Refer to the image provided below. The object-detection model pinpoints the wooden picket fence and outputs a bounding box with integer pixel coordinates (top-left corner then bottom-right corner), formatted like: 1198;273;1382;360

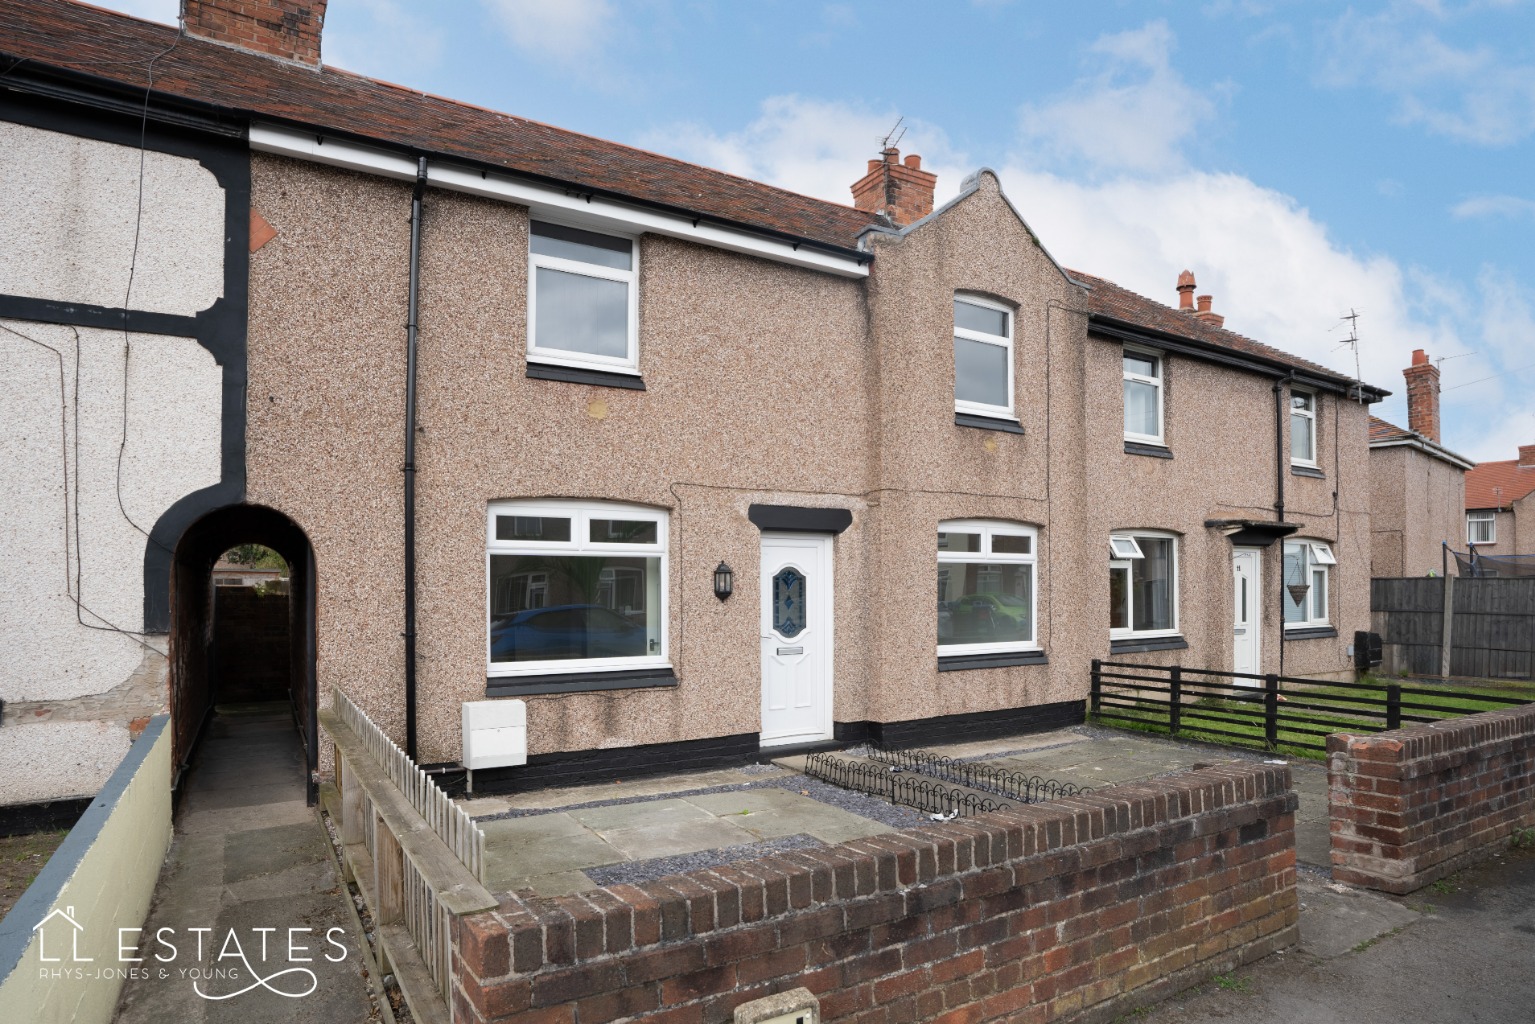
322;688;496;1024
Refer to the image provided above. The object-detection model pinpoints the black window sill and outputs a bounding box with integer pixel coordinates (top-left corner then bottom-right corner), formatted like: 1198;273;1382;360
938;650;1048;672
1290;465;1325;479
1284;626;1338;640
486;667;677;697
956;413;1025;435
1109;635;1189;655
527;363;646;391
1124;441;1173;459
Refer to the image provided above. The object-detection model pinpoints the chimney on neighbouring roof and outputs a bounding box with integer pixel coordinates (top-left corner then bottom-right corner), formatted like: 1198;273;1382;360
181;0;328;66
1519;444;1535;468
851;147;937;228
1403;348;1441;443
1193;293;1224;328
1176;270;1196;310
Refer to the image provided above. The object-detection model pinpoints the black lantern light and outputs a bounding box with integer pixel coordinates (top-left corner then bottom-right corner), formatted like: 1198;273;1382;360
713;561;734;601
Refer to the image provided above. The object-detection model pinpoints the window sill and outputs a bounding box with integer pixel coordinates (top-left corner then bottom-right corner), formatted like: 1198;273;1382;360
527;363;646;391
1283;626;1337;640
486;667;677;697
1290;464;1325;479
1124;441;1173;459
1109;635;1189;654
955;413;1025;435
938;650;1048;671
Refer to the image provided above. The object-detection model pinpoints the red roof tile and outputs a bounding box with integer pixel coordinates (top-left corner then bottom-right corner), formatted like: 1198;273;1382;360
0;0;1388;394
1466;459;1535;510
1071;271;1373;391
1369;416;1412;442
0;0;875;252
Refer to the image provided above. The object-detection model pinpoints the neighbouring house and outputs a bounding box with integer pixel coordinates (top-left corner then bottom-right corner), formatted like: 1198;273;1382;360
1465;443;1535;561
1368;350;1475;577
0;0;1390;813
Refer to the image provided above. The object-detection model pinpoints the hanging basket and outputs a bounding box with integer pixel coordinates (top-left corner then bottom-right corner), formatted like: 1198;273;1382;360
1286;583;1311;605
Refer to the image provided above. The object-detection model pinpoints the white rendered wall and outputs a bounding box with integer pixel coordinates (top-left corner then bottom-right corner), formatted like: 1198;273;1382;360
0;121;225;315
1;321;220;699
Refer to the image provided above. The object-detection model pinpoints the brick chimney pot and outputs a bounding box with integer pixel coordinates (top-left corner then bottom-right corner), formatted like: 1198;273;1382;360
181;0;329;66
1176;270;1196;310
851;146;938;228
1402;350;1442;443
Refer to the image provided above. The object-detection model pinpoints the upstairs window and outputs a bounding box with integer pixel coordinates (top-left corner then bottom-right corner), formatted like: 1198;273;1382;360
1291;390;1317;466
937;521;1037;653
1123;349;1163;445
1283;539;1334;628
1467;511;1495;545
1110;531;1178;637
487;501;667;675
528;221;638;373
953;296;1014;420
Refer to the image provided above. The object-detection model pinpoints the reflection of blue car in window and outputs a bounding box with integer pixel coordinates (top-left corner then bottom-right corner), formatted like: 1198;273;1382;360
945;593;1031;642
490;604;647;661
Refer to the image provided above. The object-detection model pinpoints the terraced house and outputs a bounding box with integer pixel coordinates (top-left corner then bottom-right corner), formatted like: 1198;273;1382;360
0;0;1389;815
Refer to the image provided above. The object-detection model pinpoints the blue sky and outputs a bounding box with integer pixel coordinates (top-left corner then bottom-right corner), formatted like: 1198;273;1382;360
108;0;1535;461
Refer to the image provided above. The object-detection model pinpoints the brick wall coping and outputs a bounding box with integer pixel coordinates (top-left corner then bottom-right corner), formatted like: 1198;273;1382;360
457;761;1295;982
1327;703;1535;768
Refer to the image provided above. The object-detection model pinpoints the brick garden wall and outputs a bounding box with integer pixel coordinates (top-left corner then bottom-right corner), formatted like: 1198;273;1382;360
212;586;290;704
451;763;1298;1024
1329;703;1535;894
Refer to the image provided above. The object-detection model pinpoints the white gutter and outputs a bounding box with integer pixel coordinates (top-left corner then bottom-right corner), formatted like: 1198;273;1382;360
249;123;869;279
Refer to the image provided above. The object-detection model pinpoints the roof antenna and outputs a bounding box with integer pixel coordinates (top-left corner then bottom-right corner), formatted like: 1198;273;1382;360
879;117;907;152
1330;308;1365;403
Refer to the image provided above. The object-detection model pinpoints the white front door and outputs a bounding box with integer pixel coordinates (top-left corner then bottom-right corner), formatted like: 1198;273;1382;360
760;533;833;747
1232;548;1261;684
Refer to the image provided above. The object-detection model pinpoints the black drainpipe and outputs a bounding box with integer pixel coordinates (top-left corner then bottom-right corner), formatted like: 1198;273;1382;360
404;156;426;760
1273;374;1293;678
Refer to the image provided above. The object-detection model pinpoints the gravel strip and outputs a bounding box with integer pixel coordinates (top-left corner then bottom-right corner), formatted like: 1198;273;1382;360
585;834;824;887
474;772;929;829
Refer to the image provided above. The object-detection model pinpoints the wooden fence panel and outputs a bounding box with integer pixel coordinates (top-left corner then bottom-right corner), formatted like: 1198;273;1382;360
1372;577;1535;681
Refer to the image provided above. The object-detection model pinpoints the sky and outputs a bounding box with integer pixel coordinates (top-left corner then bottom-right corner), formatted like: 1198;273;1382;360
103;0;1535;461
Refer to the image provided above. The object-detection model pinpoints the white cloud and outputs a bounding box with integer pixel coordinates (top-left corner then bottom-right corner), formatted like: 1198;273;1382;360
1451;194;1535;220
642;96;967;211
322;0;445;80
481;0;614;64
1017;21;1218;175
1319;8;1535;145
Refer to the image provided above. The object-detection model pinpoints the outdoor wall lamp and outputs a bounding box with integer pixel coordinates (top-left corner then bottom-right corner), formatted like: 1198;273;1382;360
714;562;734;601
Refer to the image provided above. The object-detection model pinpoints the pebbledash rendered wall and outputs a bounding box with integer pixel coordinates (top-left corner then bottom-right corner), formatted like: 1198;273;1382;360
1368;443;1467;579
244;154;1375;774
449;762;1298;1024
1329;704;1535;893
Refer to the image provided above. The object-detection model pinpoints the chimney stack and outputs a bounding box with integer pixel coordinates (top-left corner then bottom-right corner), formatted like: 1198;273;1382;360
1192;293;1224;328
181;1;329;66
1403;348;1441;443
851;148;937;228
1519;444;1535;469
1176;270;1196;310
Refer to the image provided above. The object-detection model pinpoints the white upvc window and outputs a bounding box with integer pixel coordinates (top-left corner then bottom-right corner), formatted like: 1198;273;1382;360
1122;347;1164;445
487;500;668;676
1467;511;1496;545
1290;389;1317;466
1283;539;1333;629
937;520;1038;654
1109;530;1179;638
528;220;639;374
953;295;1014;420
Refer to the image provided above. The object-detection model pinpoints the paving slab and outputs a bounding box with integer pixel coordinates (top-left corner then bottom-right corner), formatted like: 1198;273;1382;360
570;796;715;831
483;831;625;889
599;816;758;860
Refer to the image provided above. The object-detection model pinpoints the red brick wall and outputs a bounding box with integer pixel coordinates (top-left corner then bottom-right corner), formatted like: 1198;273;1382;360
1329;704;1535;893
451;763;1298;1024
182;1;328;65
212;586;291;704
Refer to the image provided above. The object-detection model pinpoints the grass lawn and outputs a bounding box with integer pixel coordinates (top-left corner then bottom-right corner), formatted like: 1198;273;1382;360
1092;674;1535;761
0;830;68;923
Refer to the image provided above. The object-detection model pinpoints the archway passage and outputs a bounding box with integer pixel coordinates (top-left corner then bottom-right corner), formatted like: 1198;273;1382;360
169;504;317;802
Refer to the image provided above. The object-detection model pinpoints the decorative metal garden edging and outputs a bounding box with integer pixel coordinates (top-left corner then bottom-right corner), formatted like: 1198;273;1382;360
858;745;1092;803
805;752;1013;817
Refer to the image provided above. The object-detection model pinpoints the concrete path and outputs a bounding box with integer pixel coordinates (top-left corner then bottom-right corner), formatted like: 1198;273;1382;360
462;726;1334;897
113;705;378;1024
1134;847;1535;1023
